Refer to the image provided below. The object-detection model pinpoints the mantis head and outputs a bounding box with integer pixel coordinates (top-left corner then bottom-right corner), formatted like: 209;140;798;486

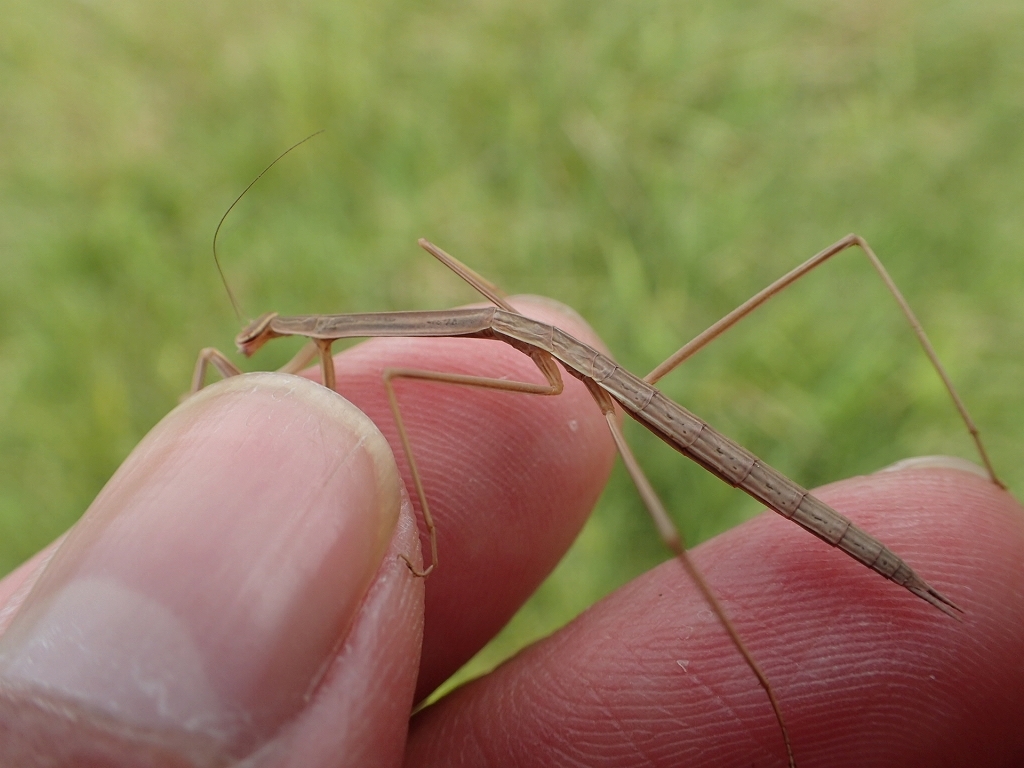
235;313;281;357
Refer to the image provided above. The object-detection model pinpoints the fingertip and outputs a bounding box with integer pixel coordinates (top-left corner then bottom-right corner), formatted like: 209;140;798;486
407;467;1024;766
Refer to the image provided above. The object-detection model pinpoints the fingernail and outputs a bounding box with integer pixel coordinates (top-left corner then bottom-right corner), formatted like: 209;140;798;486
0;373;401;762
876;454;990;479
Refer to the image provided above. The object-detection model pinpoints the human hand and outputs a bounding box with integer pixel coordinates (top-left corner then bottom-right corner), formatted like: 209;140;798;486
0;298;1021;767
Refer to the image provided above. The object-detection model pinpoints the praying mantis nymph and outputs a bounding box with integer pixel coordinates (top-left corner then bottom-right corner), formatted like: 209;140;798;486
193;219;1001;768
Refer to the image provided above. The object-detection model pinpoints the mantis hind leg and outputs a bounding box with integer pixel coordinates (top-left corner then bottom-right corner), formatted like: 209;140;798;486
646;234;1002;487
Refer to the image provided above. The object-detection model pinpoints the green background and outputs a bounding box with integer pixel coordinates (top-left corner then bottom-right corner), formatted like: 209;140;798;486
2;0;1021;686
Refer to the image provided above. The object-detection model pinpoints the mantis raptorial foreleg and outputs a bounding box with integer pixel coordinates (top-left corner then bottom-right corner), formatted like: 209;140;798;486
192;341;318;393
191;348;242;392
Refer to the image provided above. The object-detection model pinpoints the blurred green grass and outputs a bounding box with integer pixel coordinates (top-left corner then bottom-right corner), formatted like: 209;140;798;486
2;0;1022;686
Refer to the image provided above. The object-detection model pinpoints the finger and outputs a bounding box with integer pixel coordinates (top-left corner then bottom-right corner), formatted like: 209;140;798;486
0;374;423;767
304;296;617;699
405;465;1024;767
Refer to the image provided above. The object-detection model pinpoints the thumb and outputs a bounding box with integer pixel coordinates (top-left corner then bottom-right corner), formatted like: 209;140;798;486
0;373;424;767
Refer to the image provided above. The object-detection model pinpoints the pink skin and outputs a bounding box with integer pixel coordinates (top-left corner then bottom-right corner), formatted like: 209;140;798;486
0;297;1021;767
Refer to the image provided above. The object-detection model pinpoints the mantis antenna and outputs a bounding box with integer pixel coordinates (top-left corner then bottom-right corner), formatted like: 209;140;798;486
212;130;326;322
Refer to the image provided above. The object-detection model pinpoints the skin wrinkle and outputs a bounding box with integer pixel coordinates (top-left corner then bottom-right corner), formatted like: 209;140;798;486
0;547;62;636
697;678;768;763
527;691;594;768
522;664;592;761
548;638;689;764
654;634;724;730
